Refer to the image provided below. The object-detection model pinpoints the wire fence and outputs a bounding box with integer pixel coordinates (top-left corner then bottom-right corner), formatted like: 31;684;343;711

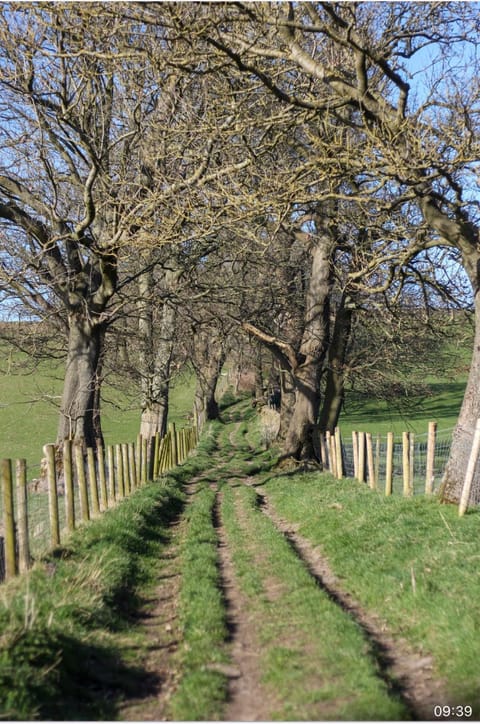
341;431;452;496
0;422;198;583
319;422;455;498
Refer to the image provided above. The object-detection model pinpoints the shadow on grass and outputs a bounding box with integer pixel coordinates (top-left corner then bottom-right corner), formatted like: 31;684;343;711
1;484;188;721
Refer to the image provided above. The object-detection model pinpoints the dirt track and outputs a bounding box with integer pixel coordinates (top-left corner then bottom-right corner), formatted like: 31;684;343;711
118;409;446;721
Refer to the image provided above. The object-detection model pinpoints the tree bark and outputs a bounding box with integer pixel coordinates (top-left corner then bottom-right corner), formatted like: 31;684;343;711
192;331;225;429
440;284;480;504
283;233;333;460
319;294;353;433
57;313;106;448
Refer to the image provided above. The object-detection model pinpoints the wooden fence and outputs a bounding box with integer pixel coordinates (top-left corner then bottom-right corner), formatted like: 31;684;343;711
320;420;480;515
320;421;449;497
0;422;198;583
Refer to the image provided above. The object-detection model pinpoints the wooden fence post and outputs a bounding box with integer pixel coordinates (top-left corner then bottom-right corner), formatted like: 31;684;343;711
136;435;142;486
425;421;437;494
87;448;100;516
121;444;130;496
352;431;359;479
319;432;328;469
402;432;412;497
153;432;161;479
169;423;178;468
385;432;394;496
97;444;108;511
115;444;124;499
75;444;90;522
375;434;381;486
107;445;115;504
1;459;17;579
366;433;376;489
409;433;415;495
128;443;137;491
44;444;60;547
358;432;366;483
141;437;148;483
16;459;30;574
334;427;343;479
459;418;480;516
63;440;75;532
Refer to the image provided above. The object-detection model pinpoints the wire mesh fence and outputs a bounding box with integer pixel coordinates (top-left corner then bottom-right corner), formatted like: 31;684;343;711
339;430;453;496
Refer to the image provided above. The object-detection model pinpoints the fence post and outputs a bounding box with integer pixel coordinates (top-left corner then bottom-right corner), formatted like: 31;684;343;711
169;423;178;468
409;433;415;495
86;448;100;516
334;427;343;479
63;440;75;532
153;432;161;479
107;445;115;504
44;444;60;547
75;443;90;522
115;444;124;499
1;459;17;579
16;459;30;574
128;443;137;491
375;434;381;487
385;432;394;496
319;432;328;469
358;432;366;483
402;432;412;497
141;437;148;483
97;444;108;511
121;444;130;496
352;431;359;479
425;421;437;494
136;435;142;486
366;433;376;489
325;431;335;476
459;418;480;516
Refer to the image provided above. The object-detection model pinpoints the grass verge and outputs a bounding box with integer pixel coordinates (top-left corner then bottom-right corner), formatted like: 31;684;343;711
262;471;480;717
0;427;220;721
220;482;408;721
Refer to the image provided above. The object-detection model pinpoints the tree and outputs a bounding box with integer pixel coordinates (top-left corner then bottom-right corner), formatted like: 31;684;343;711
196;2;480;497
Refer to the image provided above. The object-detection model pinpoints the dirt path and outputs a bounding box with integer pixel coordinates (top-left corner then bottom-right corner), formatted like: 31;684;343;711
213;489;279;722
117;410;447;721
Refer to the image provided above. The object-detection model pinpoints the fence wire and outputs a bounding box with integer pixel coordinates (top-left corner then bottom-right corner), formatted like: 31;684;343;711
340;432;453;496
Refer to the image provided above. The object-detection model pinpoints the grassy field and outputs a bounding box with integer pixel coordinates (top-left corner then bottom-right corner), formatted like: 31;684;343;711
0;348;194;471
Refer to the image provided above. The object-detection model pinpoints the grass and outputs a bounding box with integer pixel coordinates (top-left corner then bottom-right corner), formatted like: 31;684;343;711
218;476;406;717
0;473;187;720
168;480;229;721
0;345;194;471
262;470;480;717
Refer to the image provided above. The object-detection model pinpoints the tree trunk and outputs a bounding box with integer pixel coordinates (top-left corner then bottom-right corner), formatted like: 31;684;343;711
278;368;295;441
138;267;179;440
284;360;323;459
57;313;105;448
441;288;480;504
282;234;333;460
192;332;225;428
319;295;353;433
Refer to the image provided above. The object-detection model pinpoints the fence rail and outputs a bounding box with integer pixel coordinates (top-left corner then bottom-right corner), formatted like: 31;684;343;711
0;422;198;583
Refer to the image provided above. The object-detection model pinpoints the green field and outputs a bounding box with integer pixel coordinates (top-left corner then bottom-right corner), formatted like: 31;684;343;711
0;349;194;471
